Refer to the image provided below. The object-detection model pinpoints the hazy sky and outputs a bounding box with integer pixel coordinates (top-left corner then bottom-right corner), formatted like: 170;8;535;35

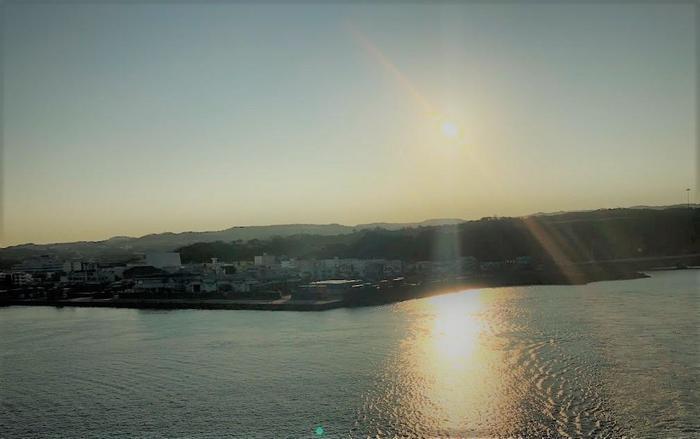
2;3;696;246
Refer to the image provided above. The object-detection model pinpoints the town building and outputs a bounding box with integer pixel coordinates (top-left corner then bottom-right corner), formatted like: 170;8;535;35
254;254;277;267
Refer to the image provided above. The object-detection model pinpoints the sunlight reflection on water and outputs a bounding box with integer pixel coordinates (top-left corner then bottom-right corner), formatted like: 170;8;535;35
357;290;523;437
416;292;490;431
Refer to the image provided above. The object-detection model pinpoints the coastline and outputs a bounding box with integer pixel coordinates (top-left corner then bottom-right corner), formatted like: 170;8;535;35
1;270;650;312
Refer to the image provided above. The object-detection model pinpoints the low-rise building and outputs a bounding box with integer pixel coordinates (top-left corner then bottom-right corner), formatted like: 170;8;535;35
133;272;195;294
11;272;33;286
254;254;277;267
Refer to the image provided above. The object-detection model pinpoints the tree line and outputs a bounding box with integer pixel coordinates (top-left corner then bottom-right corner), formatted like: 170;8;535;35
178;208;700;264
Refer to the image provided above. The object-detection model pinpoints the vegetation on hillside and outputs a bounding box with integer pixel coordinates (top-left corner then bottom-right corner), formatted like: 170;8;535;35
177;208;700;264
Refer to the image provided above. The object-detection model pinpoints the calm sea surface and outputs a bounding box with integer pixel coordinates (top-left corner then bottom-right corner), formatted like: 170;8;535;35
1;270;698;438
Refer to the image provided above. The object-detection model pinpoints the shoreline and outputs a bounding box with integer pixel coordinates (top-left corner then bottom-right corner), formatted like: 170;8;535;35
1;270;651;312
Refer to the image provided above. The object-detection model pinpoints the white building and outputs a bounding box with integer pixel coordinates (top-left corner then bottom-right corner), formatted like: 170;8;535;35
254;254;277;267
63;261;99;272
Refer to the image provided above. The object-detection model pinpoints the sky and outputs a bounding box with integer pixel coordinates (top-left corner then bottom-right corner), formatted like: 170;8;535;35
1;2;697;246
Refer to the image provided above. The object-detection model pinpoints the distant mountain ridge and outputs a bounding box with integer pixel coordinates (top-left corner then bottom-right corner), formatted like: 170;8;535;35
529;203;698;217
0;218;465;261
1;206;696;264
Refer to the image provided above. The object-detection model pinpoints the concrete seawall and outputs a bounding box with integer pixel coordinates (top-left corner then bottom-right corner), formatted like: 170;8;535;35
2;298;345;311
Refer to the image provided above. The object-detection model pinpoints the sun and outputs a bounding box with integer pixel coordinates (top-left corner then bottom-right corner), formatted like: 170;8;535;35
441;121;459;139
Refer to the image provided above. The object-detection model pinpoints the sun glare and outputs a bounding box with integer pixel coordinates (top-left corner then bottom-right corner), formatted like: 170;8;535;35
441;121;460;139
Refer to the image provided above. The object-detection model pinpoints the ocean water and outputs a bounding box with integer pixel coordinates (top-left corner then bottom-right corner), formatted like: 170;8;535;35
1;270;698;438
